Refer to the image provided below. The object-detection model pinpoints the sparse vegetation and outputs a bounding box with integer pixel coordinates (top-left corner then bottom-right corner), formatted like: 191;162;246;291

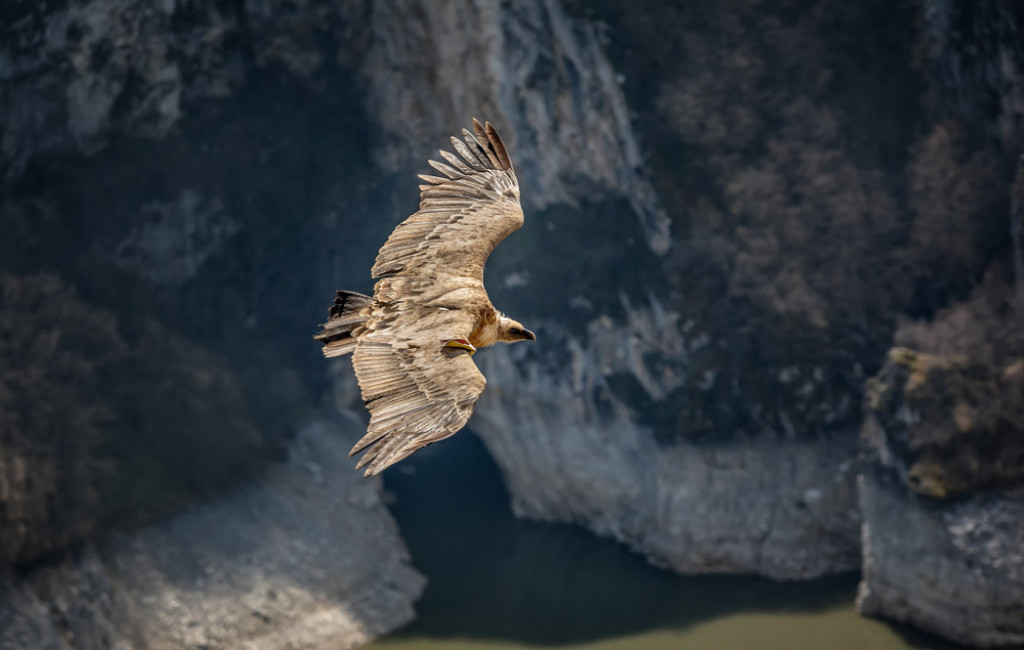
0;273;124;564
571;0;1021;448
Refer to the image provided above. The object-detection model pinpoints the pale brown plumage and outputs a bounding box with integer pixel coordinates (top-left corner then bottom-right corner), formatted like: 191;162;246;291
315;119;535;476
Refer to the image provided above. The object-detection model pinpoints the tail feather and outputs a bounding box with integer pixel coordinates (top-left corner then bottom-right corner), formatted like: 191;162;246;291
314;290;372;357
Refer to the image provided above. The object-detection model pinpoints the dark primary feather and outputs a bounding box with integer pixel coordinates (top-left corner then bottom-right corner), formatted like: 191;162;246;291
314;290;372;358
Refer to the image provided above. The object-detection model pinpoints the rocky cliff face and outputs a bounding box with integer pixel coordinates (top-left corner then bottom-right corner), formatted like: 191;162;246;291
1;0;373;565
1;0;674;568
355;0;669;254
856;273;1024;646
473;303;862;580
471;0;1024;643
3;0;1024;647
1;1;427;645
0;418;424;650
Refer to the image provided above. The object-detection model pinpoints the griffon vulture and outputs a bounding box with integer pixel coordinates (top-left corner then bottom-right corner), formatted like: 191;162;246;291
315;119;535;476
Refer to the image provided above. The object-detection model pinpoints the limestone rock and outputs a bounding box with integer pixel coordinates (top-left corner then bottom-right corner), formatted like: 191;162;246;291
472;304;861;580
356;0;670;254
858;344;1024;647
857;469;1024;647
0;419;425;650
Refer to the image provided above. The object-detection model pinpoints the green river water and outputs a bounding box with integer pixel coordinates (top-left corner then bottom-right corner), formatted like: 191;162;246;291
366;434;961;650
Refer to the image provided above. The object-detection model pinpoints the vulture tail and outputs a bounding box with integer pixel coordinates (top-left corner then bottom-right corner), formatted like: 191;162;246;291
314;290;372;357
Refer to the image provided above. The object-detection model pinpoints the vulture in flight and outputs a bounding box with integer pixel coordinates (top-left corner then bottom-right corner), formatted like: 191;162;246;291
315;119;535;476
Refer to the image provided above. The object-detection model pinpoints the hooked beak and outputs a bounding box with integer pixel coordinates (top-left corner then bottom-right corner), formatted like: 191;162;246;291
523;329;536;341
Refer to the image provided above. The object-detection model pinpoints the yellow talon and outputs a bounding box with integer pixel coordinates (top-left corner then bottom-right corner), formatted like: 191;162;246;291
444;339;477;355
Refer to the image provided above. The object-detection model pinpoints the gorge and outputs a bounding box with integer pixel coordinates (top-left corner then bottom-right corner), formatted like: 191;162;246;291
1;0;1023;647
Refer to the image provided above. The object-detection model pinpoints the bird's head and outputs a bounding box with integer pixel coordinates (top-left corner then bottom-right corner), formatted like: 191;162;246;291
498;316;536;343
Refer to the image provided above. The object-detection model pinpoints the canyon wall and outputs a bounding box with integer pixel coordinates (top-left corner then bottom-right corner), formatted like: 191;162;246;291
473;305;862;580
2;0;1023;647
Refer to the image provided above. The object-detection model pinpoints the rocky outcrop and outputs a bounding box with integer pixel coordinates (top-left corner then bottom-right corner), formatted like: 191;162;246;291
863;348;1024;498
857;344;1024;647
472;301;862;580
0;418;425;650
857;469;1024;648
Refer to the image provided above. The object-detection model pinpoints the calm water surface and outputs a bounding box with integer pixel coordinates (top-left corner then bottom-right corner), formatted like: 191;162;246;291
367;434;961;650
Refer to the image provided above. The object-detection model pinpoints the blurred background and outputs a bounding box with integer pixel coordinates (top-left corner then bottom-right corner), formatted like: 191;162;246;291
1;0;1022;649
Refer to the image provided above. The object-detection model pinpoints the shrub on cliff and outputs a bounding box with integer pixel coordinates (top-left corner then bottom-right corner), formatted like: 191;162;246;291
0;273;125;564
864;345;1024;499
0;272;306;565
99;320;302;526
905;123;1004;310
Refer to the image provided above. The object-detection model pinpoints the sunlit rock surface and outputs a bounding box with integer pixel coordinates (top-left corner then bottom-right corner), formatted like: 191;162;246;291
473;303;862;580
0;419;424;650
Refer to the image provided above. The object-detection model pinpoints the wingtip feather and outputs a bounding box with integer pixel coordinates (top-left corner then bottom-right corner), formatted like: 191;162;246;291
484;121;513;170
471;120;502;168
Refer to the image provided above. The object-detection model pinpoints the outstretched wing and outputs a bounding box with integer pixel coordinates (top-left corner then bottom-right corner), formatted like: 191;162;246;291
371;119;523;282
349;306;486;476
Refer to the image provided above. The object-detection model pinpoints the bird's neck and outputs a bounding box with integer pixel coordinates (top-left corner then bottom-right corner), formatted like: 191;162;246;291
469;309;502;348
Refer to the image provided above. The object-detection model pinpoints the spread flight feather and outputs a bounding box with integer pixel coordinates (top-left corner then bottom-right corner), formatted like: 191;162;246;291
315;119;535;476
